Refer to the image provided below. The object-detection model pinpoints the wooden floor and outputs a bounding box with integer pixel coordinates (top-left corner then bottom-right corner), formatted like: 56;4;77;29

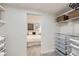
41;51;58;56
27;45;41;56
27;45;58;56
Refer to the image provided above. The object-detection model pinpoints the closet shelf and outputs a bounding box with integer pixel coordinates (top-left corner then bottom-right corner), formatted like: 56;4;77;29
70;39;79;43
57;20;69;23
0;36;5;41
56;36;66;40
0;5;5;11
57;16;79;23
71;44;79;50
56;8;79;23
0;20;6;27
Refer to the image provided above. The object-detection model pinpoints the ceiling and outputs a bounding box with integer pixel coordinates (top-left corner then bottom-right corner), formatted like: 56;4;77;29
5;3;71;15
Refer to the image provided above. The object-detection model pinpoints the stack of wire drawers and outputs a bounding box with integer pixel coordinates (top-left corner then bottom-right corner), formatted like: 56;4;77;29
55;33;71;56
0;35;6;56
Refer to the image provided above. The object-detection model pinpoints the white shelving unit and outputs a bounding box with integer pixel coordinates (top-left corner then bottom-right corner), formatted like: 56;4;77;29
55;33;71;56
0;5;6;56
70;38;79;46
69;35;79;56
56;6;79;56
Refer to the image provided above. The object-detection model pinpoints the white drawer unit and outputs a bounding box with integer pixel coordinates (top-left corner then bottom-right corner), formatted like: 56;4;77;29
56;37;66;44
0;36;6;56
56;42;66;49
56;45;66;54
56;33;71;56
55;49;65;56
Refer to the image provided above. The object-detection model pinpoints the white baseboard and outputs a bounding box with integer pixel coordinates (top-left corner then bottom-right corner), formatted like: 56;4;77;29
41;49;55;55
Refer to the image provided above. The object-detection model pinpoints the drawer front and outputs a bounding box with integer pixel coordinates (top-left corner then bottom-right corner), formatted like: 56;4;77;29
56;42;66;49
56;37;66;43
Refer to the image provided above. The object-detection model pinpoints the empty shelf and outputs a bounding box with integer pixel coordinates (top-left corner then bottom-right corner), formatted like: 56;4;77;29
70;39;79;43
71;44;79;50
70;39;79;46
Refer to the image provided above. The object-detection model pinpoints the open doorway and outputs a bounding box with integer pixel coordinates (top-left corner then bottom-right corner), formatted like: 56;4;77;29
27;13;42;56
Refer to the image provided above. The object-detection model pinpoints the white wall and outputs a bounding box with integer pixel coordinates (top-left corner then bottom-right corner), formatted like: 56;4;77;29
27;14;41;23
3;7;27;56
3;6;58;55
27;12;58;54
74;20;79;34
41;14;57;54
59;21;73;34
58;20;79;35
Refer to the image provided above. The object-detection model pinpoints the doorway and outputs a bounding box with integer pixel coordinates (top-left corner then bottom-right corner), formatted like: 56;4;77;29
27;13;42;56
